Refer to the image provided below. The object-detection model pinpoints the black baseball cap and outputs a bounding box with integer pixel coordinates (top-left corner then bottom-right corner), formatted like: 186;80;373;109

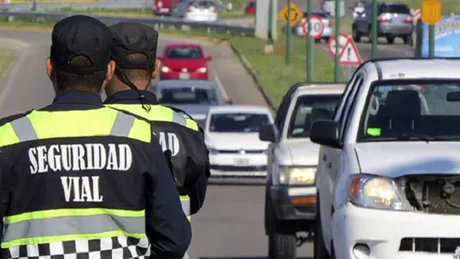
50;15;112;74
109;22;159;70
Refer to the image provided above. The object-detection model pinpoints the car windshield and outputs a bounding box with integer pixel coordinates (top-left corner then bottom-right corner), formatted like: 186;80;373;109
166;47;203;59
380;4;410;14
288;94;341;138
360;81;460;142
209;113;270;133
159;87;217;104
188;0;215;8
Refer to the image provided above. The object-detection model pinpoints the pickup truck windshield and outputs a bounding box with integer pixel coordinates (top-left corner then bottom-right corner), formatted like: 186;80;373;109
288;94;341;138
360;81;460;142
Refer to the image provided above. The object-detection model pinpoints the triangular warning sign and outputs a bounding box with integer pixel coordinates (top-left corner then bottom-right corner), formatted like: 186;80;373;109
339;38;363;66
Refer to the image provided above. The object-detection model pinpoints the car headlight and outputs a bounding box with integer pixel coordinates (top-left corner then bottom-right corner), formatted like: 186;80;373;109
348;174;412;211
161;66;171;73
279;166;316;185
197;67;207;73
207;147;219;155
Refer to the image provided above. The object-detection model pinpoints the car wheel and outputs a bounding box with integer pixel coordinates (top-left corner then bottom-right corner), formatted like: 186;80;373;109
314;195;331;259
314;38;321;43
266;194;297;259
323;37;330;43
386;36;395;44
268;232;297;259
352;25;361;42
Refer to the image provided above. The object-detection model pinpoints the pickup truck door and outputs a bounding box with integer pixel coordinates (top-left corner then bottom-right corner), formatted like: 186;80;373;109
319;72;366;244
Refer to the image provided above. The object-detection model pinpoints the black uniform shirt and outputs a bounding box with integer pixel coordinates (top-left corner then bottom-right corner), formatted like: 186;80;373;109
105;90;210;215
0;90;191;258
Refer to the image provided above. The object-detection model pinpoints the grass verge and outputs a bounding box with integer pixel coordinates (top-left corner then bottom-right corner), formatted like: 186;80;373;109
0;19;344;108
0;48;17;78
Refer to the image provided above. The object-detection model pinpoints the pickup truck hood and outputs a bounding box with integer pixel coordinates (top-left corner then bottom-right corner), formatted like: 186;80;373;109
355;142;460;178
278;139;320;166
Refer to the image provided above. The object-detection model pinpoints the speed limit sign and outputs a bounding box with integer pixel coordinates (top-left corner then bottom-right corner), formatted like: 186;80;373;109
301;15;325;39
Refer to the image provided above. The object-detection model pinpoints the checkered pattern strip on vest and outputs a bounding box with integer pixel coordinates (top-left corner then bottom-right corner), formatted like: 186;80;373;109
1;236;150;259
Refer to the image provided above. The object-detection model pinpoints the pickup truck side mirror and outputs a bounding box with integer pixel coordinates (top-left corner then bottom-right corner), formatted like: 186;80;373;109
259;124;279;143
310;120;342;149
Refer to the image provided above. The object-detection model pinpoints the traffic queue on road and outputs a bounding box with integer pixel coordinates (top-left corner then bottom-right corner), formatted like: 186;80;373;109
256;57;460;259
154;41;274;180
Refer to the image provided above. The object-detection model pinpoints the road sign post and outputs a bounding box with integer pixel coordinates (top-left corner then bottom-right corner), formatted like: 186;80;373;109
334;0;340;82
307;0;312;83
278;1;302;68
422;0;442;57
371;0;377;59
303;14;324;83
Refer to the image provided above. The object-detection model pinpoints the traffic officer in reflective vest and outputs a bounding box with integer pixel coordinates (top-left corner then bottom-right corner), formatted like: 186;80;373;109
0;15;191;259
104;22;211;257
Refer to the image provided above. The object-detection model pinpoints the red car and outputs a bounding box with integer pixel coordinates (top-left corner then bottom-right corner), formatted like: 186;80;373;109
159;43;212;80
153;0;180;16
245;0;256;15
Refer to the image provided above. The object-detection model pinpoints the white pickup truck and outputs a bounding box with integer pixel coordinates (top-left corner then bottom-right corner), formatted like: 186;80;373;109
259;83;345;259
310;58;460;259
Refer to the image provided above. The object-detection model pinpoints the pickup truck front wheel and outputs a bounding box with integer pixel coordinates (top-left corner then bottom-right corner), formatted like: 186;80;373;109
266;194;297;259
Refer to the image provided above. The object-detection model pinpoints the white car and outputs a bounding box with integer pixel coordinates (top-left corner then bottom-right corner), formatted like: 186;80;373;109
173;0;218;22
310;58;460;259
204;105;274;178
259;83;345;259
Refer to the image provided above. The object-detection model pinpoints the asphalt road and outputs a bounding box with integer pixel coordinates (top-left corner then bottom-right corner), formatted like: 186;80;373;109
0;29;312;259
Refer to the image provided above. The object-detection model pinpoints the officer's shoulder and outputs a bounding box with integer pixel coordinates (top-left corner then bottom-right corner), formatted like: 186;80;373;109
0;110;34;128
157;105;200;131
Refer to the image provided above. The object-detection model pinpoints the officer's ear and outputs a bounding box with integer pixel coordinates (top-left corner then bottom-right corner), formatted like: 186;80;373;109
105;60;116;81
151;58;161;80
46;57;54;80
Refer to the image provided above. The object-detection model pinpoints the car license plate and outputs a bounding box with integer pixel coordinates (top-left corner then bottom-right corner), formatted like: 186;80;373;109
179;73;190;80
234;158;249;166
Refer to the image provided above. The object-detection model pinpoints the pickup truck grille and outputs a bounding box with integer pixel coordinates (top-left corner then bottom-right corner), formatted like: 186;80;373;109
398;175;460;215
399;237;460;254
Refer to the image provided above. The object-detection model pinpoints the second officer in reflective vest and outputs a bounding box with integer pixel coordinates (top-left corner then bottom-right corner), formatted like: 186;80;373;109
0;15;190;259
104;22;211;227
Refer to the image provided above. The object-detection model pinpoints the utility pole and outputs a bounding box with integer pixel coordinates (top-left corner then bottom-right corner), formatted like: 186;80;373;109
371;0;378;59
306;0;312;82
265;0;275;54
333;0;340;82
285;0;292;66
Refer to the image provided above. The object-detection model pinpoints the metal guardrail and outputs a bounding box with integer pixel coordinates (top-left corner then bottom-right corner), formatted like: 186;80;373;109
0;11;255;36
0;1;153;11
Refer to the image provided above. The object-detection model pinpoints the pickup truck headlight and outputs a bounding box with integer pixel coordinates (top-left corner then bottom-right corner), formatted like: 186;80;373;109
197;67;207;73
348;174;412;211
161;66;171;73
279;166;316;185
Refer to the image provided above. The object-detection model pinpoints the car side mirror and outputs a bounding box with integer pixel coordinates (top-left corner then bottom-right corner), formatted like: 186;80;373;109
259;124;279;143
206;56;213;61
310;120;342;149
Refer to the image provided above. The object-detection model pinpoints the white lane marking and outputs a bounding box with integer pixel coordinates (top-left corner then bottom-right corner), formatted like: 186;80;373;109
213;71;229;102
0;39;31;106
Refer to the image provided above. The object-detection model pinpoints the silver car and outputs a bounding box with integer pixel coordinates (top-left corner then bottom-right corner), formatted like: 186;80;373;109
352;2;413;45
282;10;332;43
154;80;229;126
172;0;218;22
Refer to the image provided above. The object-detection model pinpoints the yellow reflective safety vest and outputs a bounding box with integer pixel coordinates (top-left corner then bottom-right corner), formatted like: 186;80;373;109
0;108;163;257
106;103;207;222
